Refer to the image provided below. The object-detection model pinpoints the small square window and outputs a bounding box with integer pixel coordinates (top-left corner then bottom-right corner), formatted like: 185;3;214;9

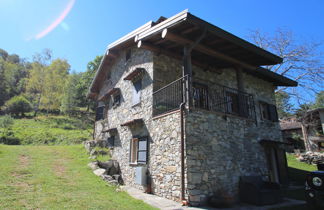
113;94;121;107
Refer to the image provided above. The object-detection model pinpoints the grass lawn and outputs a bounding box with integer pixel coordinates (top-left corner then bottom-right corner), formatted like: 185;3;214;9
0;144;156;210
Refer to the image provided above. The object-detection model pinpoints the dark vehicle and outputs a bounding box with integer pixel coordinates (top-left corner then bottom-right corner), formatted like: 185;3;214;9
305;164;324;208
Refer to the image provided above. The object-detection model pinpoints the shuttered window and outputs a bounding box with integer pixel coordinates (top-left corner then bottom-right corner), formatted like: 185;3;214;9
259;101;278;122
132;79;142;105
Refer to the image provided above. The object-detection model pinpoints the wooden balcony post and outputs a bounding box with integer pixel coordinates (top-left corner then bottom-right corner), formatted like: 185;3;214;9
183;45;192;106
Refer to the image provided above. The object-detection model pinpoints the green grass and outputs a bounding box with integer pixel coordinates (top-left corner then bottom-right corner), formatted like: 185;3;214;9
0;115;93;145
0;144;155;210
286;153;317;185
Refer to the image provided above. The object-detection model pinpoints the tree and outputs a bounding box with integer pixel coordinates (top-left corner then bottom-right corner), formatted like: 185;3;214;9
26;49;52;116
312;91;324;109
0;48;8;60
61;73;82;113
275;91;293;119
3;95;32;117
77;55;102;110
249;28;324;104
41;59;69;111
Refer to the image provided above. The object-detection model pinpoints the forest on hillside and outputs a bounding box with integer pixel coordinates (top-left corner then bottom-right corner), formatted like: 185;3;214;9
0;48;102;116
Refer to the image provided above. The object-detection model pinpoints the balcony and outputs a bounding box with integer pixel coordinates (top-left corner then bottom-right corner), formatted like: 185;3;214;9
153;76;256;120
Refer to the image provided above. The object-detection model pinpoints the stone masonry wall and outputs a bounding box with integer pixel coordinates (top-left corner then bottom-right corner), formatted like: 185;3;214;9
94;48;283;205
186;66;283;204
94;48;183;201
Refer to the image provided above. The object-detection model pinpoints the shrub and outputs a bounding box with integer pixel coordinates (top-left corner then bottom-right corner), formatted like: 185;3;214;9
0;115;14;130
3;96;32;117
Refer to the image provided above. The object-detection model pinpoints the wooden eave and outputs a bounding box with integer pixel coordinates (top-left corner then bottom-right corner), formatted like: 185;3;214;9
121;118;143;127
123;68;144;81
88;10;297;100
98;88;120;101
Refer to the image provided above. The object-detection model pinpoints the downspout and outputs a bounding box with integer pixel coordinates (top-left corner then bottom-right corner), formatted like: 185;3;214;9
180;102;187;204
180;28;207;205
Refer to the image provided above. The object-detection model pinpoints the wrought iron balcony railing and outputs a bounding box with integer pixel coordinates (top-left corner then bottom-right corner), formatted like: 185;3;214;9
152;76;256;121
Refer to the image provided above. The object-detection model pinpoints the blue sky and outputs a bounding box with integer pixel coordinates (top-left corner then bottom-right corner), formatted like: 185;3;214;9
0;0;323;72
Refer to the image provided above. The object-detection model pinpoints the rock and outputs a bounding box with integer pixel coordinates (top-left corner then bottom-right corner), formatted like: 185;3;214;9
93;168;106;176
84;140;97;153
98;160;120;175
165;166;176;172
88;161;99;170
101;175;114;182
112;174;122;183
107;180;119;186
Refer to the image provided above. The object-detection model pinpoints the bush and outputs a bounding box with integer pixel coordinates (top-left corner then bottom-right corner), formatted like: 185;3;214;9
3;96;32;117
0;115;14;129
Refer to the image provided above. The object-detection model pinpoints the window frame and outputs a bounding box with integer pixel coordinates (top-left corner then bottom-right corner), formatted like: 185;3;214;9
112;93;121;108
259;101;278;122
129;136;148;165
132;79;142;106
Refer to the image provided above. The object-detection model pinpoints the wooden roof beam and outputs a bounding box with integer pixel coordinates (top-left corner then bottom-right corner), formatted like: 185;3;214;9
137;40;222;73
161;30;257;70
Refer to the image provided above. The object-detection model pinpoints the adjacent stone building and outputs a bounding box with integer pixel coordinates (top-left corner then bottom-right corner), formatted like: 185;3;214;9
88;10;297;206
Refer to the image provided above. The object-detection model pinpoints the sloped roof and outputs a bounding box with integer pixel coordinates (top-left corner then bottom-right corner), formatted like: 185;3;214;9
280;121;302;130
88;10;297;99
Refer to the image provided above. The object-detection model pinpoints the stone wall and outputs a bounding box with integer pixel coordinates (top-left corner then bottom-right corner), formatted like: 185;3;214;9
186;66;283;204
94;48;183;201
93;48;284;205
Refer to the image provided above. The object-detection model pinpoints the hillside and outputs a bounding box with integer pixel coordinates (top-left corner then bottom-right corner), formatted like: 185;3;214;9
0;114;93;145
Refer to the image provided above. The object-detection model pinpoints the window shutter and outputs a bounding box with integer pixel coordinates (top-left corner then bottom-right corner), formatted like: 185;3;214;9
268;104;278;122
132;79;142;105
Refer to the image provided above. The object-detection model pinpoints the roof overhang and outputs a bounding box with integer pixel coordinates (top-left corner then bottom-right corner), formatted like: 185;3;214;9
88;9;297;99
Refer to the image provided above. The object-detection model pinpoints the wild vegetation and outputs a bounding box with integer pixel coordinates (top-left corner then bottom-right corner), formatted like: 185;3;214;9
0;48;103;145
0;144;155;210
0;114;93;145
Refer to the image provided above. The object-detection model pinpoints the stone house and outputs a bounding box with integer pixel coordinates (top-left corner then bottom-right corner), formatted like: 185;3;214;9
300;108;324;152
280;118;304;152
88;10;297;206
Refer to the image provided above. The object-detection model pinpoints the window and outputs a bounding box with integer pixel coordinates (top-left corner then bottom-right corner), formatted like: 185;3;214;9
107;136;115;148
130;137;148;164
132;79;142;106
96;106;105;121
193;83;209;110
126;49;131;62
225;91;239;114
259;101;278;122
112;94;121;107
